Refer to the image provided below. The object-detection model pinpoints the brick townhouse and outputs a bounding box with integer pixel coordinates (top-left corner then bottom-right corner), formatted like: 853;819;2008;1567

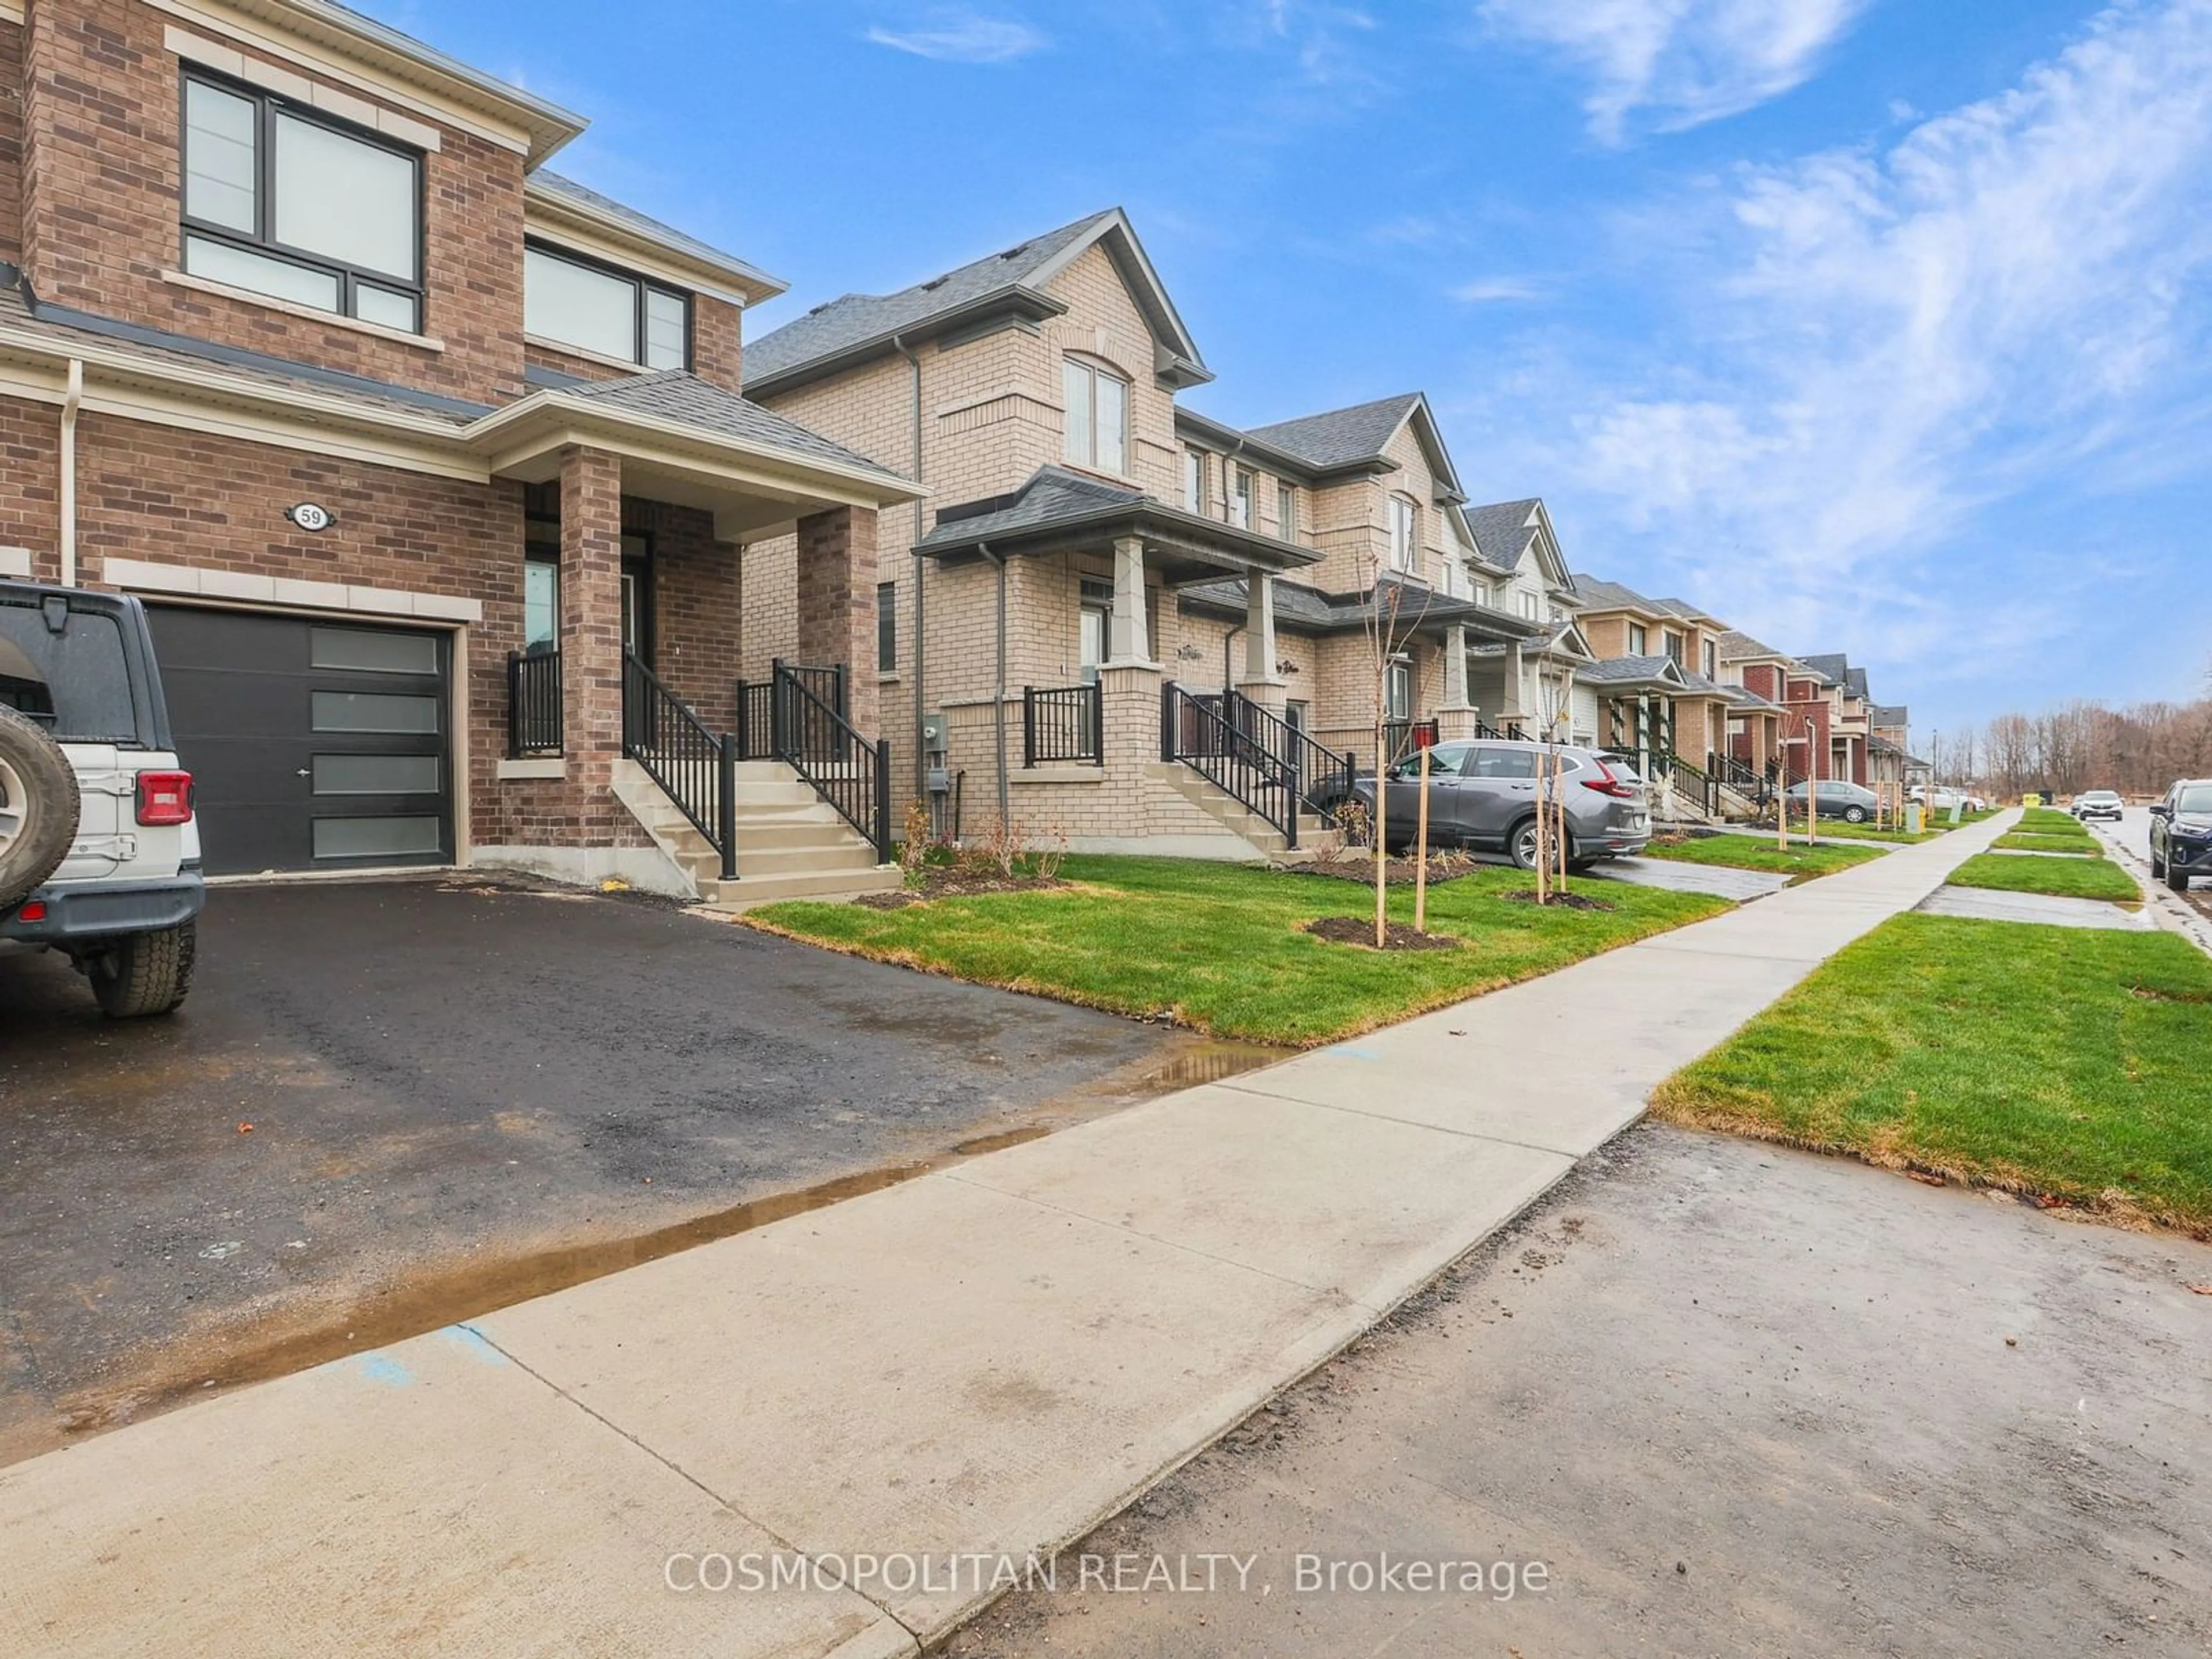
0;0;922;902
741;209;1552;855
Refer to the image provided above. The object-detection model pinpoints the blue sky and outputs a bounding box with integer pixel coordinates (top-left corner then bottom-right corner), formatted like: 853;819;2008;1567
360;0;2212;739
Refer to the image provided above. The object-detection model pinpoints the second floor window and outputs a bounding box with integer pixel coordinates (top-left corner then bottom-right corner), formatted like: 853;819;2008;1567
183;73;422;332
1628;622;1647;654
1662;629;1684;664
1183;449;1206;511
1703;639;1717;680
1063;358;1128;474
1278;482;1297;540
525;245;689;370
1227;465;1252;529
1387;496;1418;574
1519;589;1540;620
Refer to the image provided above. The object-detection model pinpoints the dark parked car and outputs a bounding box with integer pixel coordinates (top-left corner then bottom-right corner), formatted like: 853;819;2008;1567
2149;780;2212;892
1351;738;1650;869
1781;778;1881;824
2072;789;2124;821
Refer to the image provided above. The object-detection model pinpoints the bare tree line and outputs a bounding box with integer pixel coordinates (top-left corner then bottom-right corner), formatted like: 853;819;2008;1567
1931;686;2212;799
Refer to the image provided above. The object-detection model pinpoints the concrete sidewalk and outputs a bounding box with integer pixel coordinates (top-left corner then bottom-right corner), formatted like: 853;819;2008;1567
0;813;2017;1659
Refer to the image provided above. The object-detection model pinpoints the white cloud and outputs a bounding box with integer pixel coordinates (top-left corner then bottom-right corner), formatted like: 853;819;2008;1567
1479;0;1866;141
865;10;1047;63
1484;0;2212;683
1450;275;1548;302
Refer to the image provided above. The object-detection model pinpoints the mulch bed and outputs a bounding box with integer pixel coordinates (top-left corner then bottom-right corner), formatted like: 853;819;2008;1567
1289;852;1479;886
857;867;1066;908
1302;915;1462;950
1501;889;1618;911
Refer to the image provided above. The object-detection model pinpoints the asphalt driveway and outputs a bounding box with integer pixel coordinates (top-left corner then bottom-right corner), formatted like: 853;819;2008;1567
0;875;1234;1467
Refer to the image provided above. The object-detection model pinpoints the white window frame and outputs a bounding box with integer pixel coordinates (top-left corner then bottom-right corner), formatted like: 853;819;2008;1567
1183;449;1206;512
1277;481;1297;541
1627;622;1647;654
1387;495;1419;574
1062;357;1130;475
1226;464;1252;530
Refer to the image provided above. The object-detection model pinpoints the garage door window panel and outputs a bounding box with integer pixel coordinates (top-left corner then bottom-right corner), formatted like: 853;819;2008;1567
312;691;439;734
312;815;442;861
312;753;441;796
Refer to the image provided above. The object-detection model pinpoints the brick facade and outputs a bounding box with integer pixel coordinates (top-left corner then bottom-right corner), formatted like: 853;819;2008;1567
19;0;532;404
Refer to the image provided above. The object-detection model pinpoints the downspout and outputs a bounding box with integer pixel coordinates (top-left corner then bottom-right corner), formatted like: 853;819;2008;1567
981;543;1009;830
60;359;82;586
1222;616;1244;695
893;335;927;801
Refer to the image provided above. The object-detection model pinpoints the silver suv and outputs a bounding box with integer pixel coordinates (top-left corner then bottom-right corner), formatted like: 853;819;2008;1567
1;581;203;1017
1353;738;1652;868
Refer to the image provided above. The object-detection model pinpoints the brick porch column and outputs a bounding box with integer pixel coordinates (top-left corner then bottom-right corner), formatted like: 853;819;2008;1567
796;505;880;735
560;445;624;807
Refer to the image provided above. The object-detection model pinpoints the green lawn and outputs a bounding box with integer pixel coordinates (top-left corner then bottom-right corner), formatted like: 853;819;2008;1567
1653;914;2212;1235
743;856;1730;1047
2020;807;2088;834
1993;832;2103;856
1775;817;1944;843
1945;851;2141;903
1637;835;1885;882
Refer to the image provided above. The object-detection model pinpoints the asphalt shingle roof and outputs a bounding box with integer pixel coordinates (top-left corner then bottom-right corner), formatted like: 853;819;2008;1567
1870;703;1910;726
563;371;914;482
1577;654;1683;685
914;466;1143;548
1569;574;1655;612
1715;628;1787;661
1245;393;1425;472
744;211;1116;388
1464;499;1542;570
528;171;781;294
1798;653;1851;683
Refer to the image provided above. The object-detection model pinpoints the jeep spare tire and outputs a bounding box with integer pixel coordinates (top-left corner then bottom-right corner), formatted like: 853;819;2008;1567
0;703;78;910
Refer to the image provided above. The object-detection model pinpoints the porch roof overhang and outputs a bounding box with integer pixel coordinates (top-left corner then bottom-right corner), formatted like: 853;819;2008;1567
1179;575;1547;645
1575;654;1696;696
914;466;1320;582
0;291;923;536
465;376;925;540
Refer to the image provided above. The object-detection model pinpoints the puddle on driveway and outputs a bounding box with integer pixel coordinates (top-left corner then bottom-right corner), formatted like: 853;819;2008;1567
32;1031;1282;1457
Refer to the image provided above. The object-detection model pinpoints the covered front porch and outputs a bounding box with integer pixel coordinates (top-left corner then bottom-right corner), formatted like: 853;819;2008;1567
464;376;922;892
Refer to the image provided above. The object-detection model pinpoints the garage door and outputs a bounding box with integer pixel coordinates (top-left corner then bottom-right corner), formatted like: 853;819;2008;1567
146;607;453;877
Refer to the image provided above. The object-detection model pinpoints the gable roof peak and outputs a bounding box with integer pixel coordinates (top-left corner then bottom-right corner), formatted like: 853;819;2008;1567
744;206;1205;397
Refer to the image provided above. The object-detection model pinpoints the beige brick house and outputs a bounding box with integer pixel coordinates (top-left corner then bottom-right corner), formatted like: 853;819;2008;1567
0;0;921;901
743;213;1547;854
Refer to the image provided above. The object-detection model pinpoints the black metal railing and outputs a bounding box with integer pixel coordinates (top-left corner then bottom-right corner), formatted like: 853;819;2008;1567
1653;752;1719;818
622;653;736;881
1474;717;1529;741
1160;683;1358;849
507;649;562;756
735;662;848;764
1709;751;1772;806
753;658;892;863
1022;683;1103;767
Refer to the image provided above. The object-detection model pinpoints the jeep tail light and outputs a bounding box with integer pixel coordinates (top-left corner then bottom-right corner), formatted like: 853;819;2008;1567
16;901;46;923
1581;760;1639;799
137;770;194;827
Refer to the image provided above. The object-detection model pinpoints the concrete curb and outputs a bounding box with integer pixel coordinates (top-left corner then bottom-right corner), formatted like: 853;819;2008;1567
2089;817;2212;957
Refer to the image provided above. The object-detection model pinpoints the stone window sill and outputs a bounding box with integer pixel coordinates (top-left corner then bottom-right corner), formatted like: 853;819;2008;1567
497;757;566;781
162;270;446;353
1014;766;1105;785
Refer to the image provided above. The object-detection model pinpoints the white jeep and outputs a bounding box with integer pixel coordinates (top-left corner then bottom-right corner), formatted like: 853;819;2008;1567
1;580;203;1017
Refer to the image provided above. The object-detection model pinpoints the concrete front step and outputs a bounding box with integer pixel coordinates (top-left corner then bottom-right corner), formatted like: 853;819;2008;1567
1146;762;1291;855
696;863;904;911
